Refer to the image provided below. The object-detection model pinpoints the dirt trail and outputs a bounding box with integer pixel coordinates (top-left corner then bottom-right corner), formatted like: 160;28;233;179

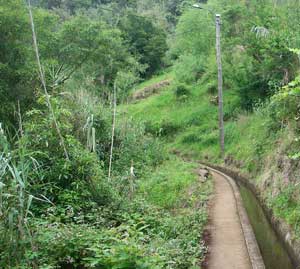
206;171;252;269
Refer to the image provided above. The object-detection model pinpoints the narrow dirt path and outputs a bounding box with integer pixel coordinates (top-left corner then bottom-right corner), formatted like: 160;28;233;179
206;171;252;269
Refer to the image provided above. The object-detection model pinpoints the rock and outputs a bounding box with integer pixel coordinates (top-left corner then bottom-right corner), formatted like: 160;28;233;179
198;168;210;181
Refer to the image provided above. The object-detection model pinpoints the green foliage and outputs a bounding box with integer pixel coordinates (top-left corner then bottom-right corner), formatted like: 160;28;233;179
2;155;210;269
119;13;168;77
172;0;300;109
124;74;219;154
16;96;116;215
139;158;198;208
174;83;191;101
268;184;300;238
113;119;164;178
37;0;95;13
0;148;36;267
0;1;215;268
220;0;299;108
160;120;182;137
0;0;145;130
21;201;208;269
266;74;300;171
170;8;214;83
0;0;57;127
269;75;300;126
126;65;300;247
181;133;201;144
17;222;162;268
1;72;212;268
56;15;143;96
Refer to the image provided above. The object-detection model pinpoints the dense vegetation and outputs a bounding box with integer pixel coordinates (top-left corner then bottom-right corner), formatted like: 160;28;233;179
125;0;300;245
2;0;300;268
0;0;211;268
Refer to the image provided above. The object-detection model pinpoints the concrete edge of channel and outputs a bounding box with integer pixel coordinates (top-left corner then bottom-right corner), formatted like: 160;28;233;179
202;163;266;269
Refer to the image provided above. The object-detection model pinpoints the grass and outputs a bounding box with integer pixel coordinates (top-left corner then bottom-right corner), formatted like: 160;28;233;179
129;72;174;96
139;156;198;209
123;72;280;174
0;152;36;267
136;155;212;268
124;79;216;266
124;83;217;139
123;71;300;239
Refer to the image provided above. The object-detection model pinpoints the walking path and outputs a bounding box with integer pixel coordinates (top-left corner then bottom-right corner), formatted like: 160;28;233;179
206;170;253;269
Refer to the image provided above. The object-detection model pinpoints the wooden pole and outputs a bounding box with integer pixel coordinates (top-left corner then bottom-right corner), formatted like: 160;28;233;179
215;14;225;158
108;82;117;180
129;160;135;199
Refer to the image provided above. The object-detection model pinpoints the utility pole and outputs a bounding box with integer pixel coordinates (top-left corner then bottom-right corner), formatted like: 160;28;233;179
215;14;225;158
192;4;225;158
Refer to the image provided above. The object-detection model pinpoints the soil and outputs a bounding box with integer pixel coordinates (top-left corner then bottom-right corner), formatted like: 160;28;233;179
131;79;171;101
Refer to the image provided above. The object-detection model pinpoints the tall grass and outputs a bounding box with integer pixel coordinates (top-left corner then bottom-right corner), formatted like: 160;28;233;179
0;134;39;267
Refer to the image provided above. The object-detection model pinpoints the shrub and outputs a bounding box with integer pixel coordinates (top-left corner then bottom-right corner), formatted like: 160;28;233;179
268;76;300;126
144;121;160;136
17;222;162;269
19;96;116;214
112;119;165;179
160;120;181;136
174;84;191;101
181;134;201;144
206;81;217;94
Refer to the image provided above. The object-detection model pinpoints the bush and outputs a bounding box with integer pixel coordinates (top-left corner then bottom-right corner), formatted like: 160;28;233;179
174;84;191;101
206;81;217;94
144;121;160;136
181;134;201;144
160;120;181;136
18;222;162;269
173;54;206;83
113;119;165;179
0;143;38;267
19;96;116;214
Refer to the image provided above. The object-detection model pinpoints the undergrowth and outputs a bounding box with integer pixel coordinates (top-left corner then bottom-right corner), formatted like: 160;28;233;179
0;88;211;268
124;71;300;241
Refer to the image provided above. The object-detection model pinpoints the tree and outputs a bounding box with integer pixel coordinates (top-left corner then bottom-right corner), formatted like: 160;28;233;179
119;13;168;77
0;0;58;128
172;0;300;108
170;8;215;83
220;0;299;108
53;15;143;99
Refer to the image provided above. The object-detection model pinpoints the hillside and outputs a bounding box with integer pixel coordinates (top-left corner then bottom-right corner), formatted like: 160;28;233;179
123;71;300;251
2;0;300;268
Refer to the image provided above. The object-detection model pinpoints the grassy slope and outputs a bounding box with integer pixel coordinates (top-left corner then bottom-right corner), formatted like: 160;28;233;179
119;73;216;267
124;74;276;172
140;157;199;208
131;72;173;93
122;72;300;239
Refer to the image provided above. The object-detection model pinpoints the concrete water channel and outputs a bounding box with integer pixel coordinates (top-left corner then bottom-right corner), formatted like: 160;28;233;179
205;164;296;269
239;184;294;269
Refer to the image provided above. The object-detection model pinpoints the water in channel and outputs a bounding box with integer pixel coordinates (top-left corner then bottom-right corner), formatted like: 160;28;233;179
239;184;295;269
